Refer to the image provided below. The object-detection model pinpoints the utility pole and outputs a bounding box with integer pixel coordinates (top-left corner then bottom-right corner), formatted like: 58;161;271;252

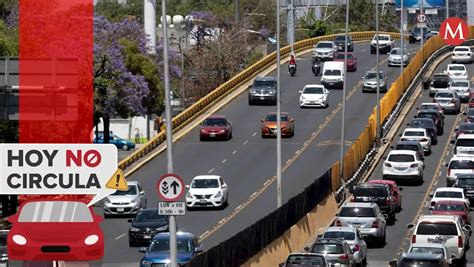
144;0;156;141
446;0;449;19
339;0;349;181
375;0;381;145
420;0;424;58
287;0;295;54
400;0;405;86
276;0;282;208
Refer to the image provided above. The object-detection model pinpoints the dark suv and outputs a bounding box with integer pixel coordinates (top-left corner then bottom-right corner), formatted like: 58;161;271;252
408;118;438;144
334;35;354;52
416;110;444;135
390;252;448;267
248;76;277;105
351;183;397;224
454;174;474;204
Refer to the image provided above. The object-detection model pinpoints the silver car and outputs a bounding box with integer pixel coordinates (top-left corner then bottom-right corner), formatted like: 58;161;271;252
429;73;452;97
307;238;356;267
449;79;471;102
104;181;147;217
335;202;387;246
434;90;461;114
313;41;337;61
322;227;367;265
388;47;410;67
362;71;387;93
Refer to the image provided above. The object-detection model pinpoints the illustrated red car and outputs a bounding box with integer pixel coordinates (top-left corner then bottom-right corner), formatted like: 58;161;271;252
199;115;233;141
334;52;357;72
368;180;402;212
431;200;471;225
8;199;104;261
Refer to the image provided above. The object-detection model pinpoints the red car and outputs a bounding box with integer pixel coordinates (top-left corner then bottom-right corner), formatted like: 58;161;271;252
199;115;233;141
8;199;104;261
368;180;402;212
431;200;471;225
334;52;357;72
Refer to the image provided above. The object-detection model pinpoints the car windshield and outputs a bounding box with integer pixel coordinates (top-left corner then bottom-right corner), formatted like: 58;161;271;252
365;72;384;79
311;243;344;254
111;185;138;195
266;114;288;121
449;66;465;71
203;118;227;126
286;255;326;266
449;160;474;169
409;247;445;255
304;87;324;94
354;187;387;197
134;210;167;223
411;120;434;128
254;80;275;87
432;77;450;88
391;49;401;55
18;201;93;222
335;54;353;60
323;231;355;241
335;35;349;41
436;92;454;98
339;207;375;217
458;178;474;186
412;27;421;33
404;131;425;136
459;124;474;131
149;238;192;253
395;144;419;151
435;191;462;198
400;259;442;267
456;139;474;146
191;179;219;188
388;154;415;162
324;70;341;76
317;42;333;48
374;35;389;40
452;81;469;87
434;203;465;212
416;223;458;235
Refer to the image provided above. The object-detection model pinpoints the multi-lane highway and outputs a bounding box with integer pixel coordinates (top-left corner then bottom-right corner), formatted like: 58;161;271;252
362;50;474;266
97;41;420;265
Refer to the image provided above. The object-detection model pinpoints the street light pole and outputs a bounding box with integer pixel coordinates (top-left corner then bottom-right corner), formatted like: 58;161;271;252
180;24;185;109
400;0;405;77
340;0;350;180
276;0;282;208
375;0;381;145
160;2;177;267
420;0;424;58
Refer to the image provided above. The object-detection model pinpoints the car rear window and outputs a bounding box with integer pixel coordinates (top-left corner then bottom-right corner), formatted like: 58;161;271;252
435;191;463;198
455;139;474;146
324;69;342;76
416;223;458;235
388;154;415;162
418;113;437;121
409;247;445;255
404;131;425;136
436;92;454;98
286;255;326;266
395;144;419;152
354;187;387;197
449;65;465;71
411;120;434;128
323;231;356;241
459;124;474;131
339;207;375;217
400;258;442;267
311;243;344;254
449;160;474;169
254;80;276;87
455;47;469;52
458;178;474;186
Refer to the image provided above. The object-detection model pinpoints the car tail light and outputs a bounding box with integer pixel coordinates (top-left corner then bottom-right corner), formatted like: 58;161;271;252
353;244;360;252
410;163;418;168
448;169;451;176
385;162;392;167
462;214;468;222
451;99;456;103
336;219;342;226
401;138;407;141
458;236;463;248
350;196;355;202
339;254;349;262
412;234;416;243
372;220;379;228
421;138;428;142
431;201;436;207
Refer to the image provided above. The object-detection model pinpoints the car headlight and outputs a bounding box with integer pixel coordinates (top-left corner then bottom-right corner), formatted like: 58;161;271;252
250;90;257;94
12;235;27;245
219;130;225;133
84;235;99;245
269;91;276;95
130;227;141;232
156;225;168;231
214;191;222;198
141;260;153;267
186;192;193;198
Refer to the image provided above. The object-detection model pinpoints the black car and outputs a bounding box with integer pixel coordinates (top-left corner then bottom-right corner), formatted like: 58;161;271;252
454;123;474;139
352;183;397;224
408;118;438;144
248;76;277;105
454;174;474;204
392;140;424;161
128;209;169;247
0;230;7;264
408;27;430;44
311;57;321;76
279;253;328;267
464;108;474;123
390;252;448;267
416;110;444;135
333;35;354;52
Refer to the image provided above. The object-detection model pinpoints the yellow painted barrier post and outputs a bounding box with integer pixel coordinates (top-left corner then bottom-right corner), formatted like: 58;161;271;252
331;162;341;192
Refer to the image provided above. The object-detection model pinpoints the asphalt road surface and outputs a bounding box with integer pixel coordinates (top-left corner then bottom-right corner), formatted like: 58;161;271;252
97;41;421;265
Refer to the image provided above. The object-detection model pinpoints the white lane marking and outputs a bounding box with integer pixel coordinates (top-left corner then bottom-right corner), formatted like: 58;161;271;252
232;150;237;155
243;140;248;145
115;233;126;240
222;159;227;163
252;132;257;136
208;168;215;174
361;50;366;52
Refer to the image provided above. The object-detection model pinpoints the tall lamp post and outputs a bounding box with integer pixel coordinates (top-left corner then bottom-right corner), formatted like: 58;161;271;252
276;0;282;208
339;0;350;182
375;0;381;146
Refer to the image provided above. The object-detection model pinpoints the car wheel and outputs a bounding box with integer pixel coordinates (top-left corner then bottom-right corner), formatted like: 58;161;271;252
229;131;233;139
122;144;129;151
397;202;402;212
248;99;253;105
363;256;367;265
370;49;375;54
200;136;204;141
389;213;396;225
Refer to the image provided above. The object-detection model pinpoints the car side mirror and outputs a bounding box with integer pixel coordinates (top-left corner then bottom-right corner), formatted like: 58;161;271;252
429;192;434;198
389;260;397;267
7;214;18;223
185;185;190;189
398;133;402;137
298;90;302;93
399;187;403;191
138;247;148;253
463;225;471;232
406;123;410;126
383;156;387;160
445;163;449;167
406;223;414;229
450;140;455;144
222;184;228;188
140;191;145;195
261;119;264;122
390;145;394;149
195;246;203;253
317;234;323;239
464;112;467;115
304;246;310;252
290;119;294;122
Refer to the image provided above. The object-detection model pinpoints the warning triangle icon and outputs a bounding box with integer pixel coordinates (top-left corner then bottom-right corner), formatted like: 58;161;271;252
105;169;128;191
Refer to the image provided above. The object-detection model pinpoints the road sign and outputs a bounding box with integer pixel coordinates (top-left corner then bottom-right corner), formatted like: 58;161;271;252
157;173;185;202
440;17;469;46
105;169;127;191
417;14;426;23
425;9;438;15
417;22;427;28
158;202;186;216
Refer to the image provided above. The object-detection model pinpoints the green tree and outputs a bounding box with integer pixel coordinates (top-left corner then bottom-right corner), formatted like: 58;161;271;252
0;20;17;56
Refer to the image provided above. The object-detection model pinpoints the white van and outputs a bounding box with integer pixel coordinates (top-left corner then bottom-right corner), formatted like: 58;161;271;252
453;134;474;156
321;61;344;89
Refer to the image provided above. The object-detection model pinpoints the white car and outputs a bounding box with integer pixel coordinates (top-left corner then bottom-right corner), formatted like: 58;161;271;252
445;64;468;79
382;150;424;184
388;47;409;67
453;134;474;156
185;175;229;209
370;34;394;54
313;41;337;61
452;46;474;64
446;156;474;186
429;187;470;210
417;102;444;115
103;181;147;217
400;128;432;154
449;79;471;101
299;84;329;108
407;215;471;262
407;243;452;265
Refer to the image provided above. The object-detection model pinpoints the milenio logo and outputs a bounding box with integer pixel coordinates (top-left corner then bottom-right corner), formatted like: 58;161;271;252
439;17;469;46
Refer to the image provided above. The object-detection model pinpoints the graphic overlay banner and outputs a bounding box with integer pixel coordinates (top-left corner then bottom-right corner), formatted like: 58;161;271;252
395;0;445;8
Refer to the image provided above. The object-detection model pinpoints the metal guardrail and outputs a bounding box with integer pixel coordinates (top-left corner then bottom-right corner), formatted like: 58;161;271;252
118;31;407;171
